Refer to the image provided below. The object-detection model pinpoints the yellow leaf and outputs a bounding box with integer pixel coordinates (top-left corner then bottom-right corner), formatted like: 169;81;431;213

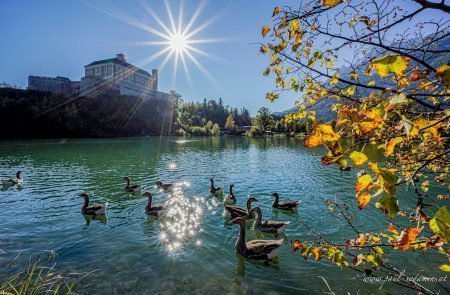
349;151;368;167
439;264;450;274
305;124;340;148
357;192;371;210
272;7;280;17
346;85;355;96
385;137;403;156
322;0;343;7
330;74;339;85
262;26;271;38
290;19;299;33
356;174;373;194
371;55;409;78
436;63;450;87
367;81;376;86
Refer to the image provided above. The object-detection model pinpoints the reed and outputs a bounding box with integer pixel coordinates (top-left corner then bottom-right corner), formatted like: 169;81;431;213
0;252;82;295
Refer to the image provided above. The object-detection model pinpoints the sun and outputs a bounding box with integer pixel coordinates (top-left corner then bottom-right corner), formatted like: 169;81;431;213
80;0;225;86
169;32;188;54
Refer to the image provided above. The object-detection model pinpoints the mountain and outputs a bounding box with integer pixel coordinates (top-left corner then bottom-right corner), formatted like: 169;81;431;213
273;33;450;121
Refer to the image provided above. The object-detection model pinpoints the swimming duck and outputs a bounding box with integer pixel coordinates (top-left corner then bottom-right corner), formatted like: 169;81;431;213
79;193;107;216
231;217;283;261
250;206;290;234
223;184;237;205
156;181;174;192
340;166;352;171
1;171;23;186
143;192;167;217
123;176;141;193
209;178;224;196
271;192;300;212
224;196;258;219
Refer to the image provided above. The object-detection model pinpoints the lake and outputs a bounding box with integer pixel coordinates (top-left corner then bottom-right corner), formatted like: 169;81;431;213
0;137;446;294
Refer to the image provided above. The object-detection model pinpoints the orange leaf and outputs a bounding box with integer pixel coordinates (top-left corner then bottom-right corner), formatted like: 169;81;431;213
388;223;400;235
385;137;403;156
292;240;302;252
272;7;280;17
397;228;422;251
322;0;342;7
312;247;323;261
262;26;271;38
305;124;340;148
357;192;371;210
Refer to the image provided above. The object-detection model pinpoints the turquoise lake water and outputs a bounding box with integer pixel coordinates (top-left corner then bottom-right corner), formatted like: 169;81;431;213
0;137;447;294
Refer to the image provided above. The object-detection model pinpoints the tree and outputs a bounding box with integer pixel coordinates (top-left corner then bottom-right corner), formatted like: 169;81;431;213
261;1;449;294
224;114;236;131
211;123;220;136
254;107;275;131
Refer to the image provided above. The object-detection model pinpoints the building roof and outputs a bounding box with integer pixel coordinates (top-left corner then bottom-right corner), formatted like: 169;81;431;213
85;57;151;77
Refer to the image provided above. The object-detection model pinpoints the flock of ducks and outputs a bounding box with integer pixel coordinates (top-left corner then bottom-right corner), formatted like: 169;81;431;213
2;171;300;262
210;179;300;261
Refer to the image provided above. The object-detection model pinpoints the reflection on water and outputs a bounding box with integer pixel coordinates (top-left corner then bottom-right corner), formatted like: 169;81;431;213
158;182;204;253
0;137;447;294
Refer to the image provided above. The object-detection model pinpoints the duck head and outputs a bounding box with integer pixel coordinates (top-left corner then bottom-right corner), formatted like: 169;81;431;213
231;217;246;226
123;176;130;181
249;206;261;215
143;192;153;198
155;181;162;187
271;192;279;198
79;192;89;198
16;171;22;179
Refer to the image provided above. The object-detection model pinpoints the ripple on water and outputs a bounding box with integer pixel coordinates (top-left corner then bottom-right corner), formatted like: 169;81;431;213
0;137;446;294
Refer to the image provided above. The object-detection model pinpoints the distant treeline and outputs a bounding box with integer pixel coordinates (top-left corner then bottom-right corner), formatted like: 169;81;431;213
173;97;252;136
0;88;175;138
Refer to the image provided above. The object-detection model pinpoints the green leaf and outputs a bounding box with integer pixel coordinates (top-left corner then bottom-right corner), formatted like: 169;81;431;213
429;206;450;240
375;196;399;218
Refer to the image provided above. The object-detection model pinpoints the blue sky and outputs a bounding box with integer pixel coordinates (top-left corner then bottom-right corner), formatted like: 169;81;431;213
0;0;443;115
0;0;299;114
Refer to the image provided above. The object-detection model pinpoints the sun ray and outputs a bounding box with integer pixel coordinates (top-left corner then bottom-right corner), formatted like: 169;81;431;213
82;0;229;88
182;0;207;36
79;0;169;40
139;0;173;36
164;0;177;34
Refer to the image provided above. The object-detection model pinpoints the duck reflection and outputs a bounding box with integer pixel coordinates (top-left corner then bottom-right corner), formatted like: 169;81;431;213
83;213;108;226
235;252;280;277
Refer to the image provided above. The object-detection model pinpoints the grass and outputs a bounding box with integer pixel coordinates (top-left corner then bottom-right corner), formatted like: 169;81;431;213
0;251;83;295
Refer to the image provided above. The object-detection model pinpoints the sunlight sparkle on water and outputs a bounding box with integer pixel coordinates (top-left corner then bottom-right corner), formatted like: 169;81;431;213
157;182;202;254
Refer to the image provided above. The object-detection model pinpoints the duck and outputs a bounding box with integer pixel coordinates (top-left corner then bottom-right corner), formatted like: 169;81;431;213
209;178;224;196
231;217;283;261
143;192;167;217
123;176;141;193
156;181;174;192
1;171;23;186
223;184;237;205
340;166;352;171
79;193;107;216
250;206;290;234
271;192;300;212
224;196;258;219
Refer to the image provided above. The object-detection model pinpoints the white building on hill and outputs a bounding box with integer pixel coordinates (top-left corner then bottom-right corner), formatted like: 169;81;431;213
80;54;164;98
